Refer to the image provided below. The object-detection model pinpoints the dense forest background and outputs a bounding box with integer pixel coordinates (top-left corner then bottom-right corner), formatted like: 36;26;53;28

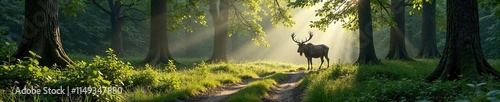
1;0;499;62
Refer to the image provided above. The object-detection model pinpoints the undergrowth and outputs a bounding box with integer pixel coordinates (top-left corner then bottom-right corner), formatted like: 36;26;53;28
0;48;300;102
302;59;500;102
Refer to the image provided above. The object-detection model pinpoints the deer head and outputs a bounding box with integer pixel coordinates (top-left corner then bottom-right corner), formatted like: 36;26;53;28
291;31;314;56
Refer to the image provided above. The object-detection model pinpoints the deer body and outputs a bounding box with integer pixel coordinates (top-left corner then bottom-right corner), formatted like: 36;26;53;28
292;32;330;70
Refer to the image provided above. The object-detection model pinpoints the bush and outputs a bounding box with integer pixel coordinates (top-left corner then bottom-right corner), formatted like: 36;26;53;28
89;48;133;86
128;64;180;92
0;51;59;89
0;49;134;101
0;42;16;63
302;60;500;101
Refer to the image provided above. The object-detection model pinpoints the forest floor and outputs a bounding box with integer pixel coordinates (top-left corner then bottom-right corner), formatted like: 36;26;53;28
182;71;306;102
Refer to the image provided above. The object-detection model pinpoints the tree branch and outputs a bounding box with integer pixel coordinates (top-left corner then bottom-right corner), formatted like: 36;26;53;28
375;0;391;15
118;15;146;21
88;0;111;15
375;0;392;24
231;4;253;28
119;0;139;11
107;0;116;12
123;7;147;15
273;0;288;19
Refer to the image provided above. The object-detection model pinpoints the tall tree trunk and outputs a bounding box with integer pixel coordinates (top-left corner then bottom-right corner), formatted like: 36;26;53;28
386;0;413;60
14;0;74;68
416;0;441;58
355;0;380;65
110;16;124;57
207;0;230;63
109;0;125;57
141;0;177;66
425;0;500;82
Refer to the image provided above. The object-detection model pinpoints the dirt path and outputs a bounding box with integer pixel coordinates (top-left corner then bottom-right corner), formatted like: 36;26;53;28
265;71;305;102
180;71;306;102
180;78;260;102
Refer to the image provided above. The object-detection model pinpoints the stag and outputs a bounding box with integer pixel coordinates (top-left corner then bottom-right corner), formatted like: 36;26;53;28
291;31;330;70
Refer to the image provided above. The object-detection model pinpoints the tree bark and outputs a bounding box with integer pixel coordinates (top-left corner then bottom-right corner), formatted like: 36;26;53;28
109;0;125;57
425;0;500;82
141;0;177;66
386;0;413;60
207;0;231;63
416;0;441;58
13;0;74;68
355;0;380;65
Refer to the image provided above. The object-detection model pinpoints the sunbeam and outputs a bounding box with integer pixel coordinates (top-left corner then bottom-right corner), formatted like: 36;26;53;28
229;5;358;64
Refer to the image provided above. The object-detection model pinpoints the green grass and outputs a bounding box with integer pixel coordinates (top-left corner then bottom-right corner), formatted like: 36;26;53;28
4;53;500;102
1;53;303;102
226;73;287;102
301;59;500;102
119;61;300;102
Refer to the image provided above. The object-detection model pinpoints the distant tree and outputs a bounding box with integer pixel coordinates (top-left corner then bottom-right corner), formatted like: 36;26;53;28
385;0;413;60
288;0;382;64
207;0;295;63
355;0;381;64
14;0;74;67
206;0;231;63
416;0;441;58
425;0;500;82
141;0;174;65
87;0;146;57
142;0;205;65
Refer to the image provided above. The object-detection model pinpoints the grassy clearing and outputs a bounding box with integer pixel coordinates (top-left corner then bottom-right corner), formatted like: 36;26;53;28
68;55;304;102
119;61;300;101
226;73;287;102
301;59;500;101
1;52;302;102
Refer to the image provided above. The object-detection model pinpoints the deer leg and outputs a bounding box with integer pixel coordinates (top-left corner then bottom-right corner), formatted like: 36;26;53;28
326;56;330;68
307;59;310;70
307;59;312;70
319;57;324;70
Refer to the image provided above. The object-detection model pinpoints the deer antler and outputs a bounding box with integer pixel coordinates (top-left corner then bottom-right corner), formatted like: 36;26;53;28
303;31;314;42
291;33;300;43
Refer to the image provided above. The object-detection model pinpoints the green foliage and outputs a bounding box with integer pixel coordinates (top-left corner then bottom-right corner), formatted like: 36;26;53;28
0;0;23;42
228;0;295;46
0;42;16;63
0;49;136;101
90;48;133;86
479;10;500;59
128;66;180;92
479;0;500;17
287;0;392;31
0;51;59;89
301;59;500;101
1;50;300;101
164;60;177;72
58;0;86;16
